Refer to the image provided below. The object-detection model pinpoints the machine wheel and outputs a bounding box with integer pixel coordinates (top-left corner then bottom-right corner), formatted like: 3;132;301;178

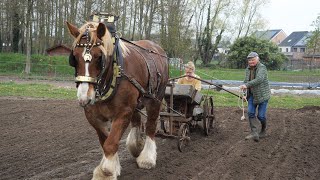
203;97;214;136
209;97;215;129
177;123;190;152
202;98;210;136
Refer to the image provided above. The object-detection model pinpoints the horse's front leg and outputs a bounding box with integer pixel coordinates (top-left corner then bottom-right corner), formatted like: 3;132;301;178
92;113;130;180
136;100;161;169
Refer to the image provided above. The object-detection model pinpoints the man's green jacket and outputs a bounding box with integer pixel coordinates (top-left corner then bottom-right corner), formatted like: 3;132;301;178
244;62;271;104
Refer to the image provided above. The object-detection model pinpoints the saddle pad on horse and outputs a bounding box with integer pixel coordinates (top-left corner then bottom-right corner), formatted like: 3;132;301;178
131;46;161;96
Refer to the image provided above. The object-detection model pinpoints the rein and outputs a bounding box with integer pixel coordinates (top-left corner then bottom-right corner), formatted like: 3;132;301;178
170;75;242;98
120;37;169;59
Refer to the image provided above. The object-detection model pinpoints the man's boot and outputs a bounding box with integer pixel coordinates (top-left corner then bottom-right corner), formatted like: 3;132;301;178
245;117;259;142
259;120;267;138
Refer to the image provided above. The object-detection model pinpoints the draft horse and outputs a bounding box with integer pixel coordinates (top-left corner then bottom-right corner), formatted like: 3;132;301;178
66;20;168;179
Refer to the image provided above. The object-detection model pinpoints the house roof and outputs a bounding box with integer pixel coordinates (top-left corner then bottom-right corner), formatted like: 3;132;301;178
253;29;283;40
46;44;71;52
278;31;309;47
294;32;312;47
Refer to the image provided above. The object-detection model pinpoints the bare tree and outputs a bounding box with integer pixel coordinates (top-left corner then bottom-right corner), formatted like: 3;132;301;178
236;0;268;39
196;0;231;65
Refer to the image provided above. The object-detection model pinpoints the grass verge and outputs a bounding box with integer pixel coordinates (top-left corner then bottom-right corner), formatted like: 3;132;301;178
0;82;76;100
1;82;319;109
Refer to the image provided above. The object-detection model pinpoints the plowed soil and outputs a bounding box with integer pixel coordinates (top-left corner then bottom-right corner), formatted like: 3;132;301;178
1;97;320;180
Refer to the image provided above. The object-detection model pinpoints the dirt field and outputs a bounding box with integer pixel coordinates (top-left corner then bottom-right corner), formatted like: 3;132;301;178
1;97;320;180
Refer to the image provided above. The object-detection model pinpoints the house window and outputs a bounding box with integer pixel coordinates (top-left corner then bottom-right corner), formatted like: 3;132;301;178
286;48;289;52
279;48;282;52
293;48;297;52
300;48;305;52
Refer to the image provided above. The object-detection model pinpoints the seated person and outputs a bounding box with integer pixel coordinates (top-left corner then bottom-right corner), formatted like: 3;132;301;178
177;61;202;91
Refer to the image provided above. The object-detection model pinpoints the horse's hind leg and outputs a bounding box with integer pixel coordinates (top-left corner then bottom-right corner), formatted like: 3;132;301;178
126;110;145;157
136;99;161;169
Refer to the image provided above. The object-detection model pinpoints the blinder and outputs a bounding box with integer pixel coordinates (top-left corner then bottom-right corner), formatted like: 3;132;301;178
69;50;78;77
98;54;106;70
69;50;77;67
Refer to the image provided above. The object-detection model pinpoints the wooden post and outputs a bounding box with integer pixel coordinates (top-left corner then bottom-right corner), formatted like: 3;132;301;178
170;80;174;135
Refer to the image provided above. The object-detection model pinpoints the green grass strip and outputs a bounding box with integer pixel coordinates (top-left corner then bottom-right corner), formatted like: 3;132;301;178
0;82;76;100
1;82;319;109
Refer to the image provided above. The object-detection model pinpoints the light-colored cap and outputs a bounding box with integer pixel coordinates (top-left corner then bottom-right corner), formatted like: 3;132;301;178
247;52;259;59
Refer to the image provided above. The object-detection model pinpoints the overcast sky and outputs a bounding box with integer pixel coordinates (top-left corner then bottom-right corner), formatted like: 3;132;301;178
261;0;320;35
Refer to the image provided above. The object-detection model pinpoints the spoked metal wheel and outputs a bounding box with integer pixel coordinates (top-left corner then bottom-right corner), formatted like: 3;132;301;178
203;97;215;136
177;123;190;152
202;98;210;136
208;97;215;129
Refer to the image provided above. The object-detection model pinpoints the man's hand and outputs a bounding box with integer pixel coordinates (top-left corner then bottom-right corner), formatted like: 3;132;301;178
239;84;247;90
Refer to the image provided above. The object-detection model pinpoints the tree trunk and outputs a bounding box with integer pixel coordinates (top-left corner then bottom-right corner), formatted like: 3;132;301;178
138;0;145;39
159;0;166;49
128;0;134;38
145;0;157;39
12;11;20;52
25;0;33;74
121;0;127;33
131;1;138;40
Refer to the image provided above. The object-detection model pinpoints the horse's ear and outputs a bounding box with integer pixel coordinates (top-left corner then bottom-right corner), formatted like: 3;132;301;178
66;21;80;38
97;23;106;40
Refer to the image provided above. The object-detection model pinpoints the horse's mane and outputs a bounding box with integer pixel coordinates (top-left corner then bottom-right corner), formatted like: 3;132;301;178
72;21;129;57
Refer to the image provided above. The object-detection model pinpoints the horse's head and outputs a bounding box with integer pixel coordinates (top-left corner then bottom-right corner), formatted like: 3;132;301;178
66;21;114;107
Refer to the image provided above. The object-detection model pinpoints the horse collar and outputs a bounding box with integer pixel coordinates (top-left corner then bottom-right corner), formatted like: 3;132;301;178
96;37;124;102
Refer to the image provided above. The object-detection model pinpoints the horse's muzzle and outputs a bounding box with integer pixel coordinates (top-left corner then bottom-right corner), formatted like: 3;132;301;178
79;98;95;107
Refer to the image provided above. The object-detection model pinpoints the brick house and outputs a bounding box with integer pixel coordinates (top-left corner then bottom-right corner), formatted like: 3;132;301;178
46;44;71;56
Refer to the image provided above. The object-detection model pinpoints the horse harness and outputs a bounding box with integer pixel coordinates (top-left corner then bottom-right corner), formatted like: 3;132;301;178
69;26;166;102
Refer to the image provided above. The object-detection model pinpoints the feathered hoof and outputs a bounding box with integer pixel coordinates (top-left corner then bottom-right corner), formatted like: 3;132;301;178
92;166;117;180
136;157;156;169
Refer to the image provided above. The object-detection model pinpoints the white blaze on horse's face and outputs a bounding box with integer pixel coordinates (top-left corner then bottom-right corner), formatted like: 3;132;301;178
77;49;96;106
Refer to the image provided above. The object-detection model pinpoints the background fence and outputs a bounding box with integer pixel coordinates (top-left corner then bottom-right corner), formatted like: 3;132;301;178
283;59;320;71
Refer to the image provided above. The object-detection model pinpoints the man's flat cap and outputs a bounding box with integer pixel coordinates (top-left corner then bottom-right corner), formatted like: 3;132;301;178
247;52;259;59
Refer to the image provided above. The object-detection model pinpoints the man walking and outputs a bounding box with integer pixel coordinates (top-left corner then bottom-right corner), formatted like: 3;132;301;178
239;52;271;142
